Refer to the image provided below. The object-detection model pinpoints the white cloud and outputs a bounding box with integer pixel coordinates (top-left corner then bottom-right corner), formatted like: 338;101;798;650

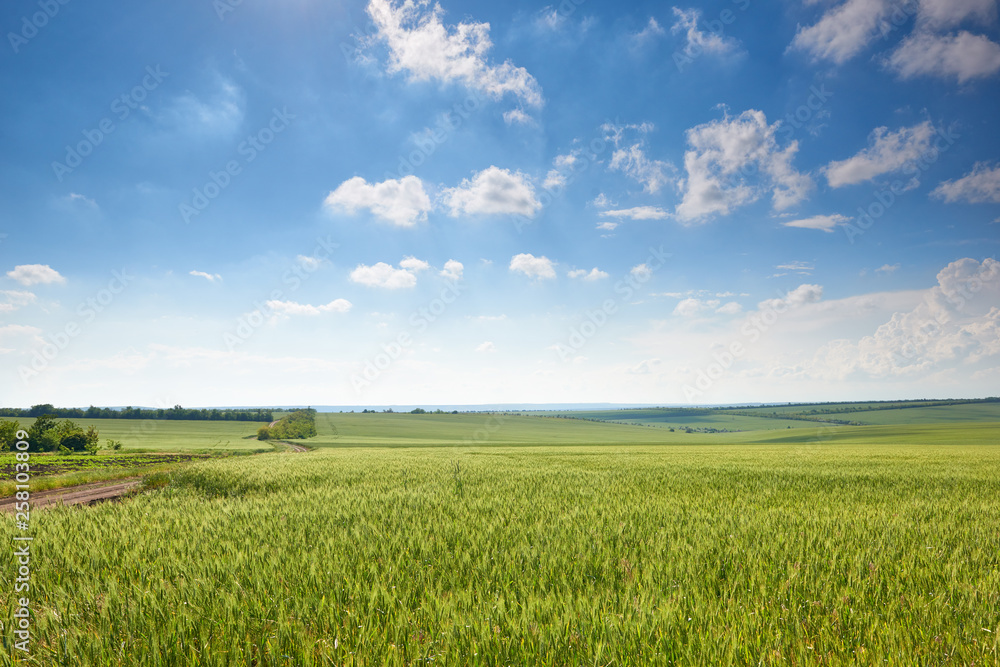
759;284;824;311
366;0;543;107
916;0;997;29
676;109;812;221
608;144;675;194
439;259;464;281
630;264;652;280
592;193;611;208
596;221;619;231
672;8;743;60
297;255;322;271
790;0;894;64
568;268;609;281
62;192;98;209
399;256;430;272
716;301;743;315
163;76;245;136
887;30;1000;82
189;270;222;282
824;121;934;187
535;7;565;32
6;264;65;286
601;206;670;220
503;109;533;125
876;263;901;274
810;258;1000;378
633;17;665;46
509;253;556;279
673;297;720;317
775;261;815;275
0;290;35;313
442;166;540;217
266;299;353;316
350;259;429;289
932;162;1000;203
475;341;496;353
543;170;566;190
324;175;432;227
782;213;850;232
601;120;655;147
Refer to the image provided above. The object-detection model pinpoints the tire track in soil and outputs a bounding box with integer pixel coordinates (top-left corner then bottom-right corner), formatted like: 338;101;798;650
0;478;143;512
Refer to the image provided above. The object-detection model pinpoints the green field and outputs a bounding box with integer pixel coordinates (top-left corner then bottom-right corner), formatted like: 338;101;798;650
1;405;998;665
9;417;272;452
3;440;999;665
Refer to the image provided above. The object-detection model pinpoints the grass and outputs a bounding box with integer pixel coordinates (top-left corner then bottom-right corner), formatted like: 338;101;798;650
8;418;273;452
2;440;998;665
0;453;211;497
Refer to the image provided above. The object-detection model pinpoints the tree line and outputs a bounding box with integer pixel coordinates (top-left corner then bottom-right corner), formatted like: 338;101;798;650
0;404;274;422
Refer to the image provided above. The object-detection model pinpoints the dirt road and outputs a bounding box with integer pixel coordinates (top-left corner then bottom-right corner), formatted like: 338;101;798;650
0;478;143;513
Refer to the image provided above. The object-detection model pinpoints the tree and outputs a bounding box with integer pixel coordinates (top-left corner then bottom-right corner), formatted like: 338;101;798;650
257;426;271;441
27;414;60;451
0;420;21;451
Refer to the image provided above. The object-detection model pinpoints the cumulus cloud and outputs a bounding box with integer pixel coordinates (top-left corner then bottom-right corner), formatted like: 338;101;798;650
266;299;353;316
811;258;1000;378
440;259;464;281
366;0;543;107
509;253;556;279
475;341;496;353
596;221;619;231
189;270;222;282
350;258;429;288
932;162;1000;203
6;264;65;286
790;0;1000;83
568;268;609;281
716;301;743;315
0;290;35;313
324;175;432;227
399;256;430;272
824;121;934;187
631;264;652;280
887;30;1000;82
442;166;540;217
876;263;901;275
676;109;812;221
782;213;850;232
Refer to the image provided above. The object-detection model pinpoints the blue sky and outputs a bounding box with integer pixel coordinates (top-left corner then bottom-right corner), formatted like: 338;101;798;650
1;0;999;407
